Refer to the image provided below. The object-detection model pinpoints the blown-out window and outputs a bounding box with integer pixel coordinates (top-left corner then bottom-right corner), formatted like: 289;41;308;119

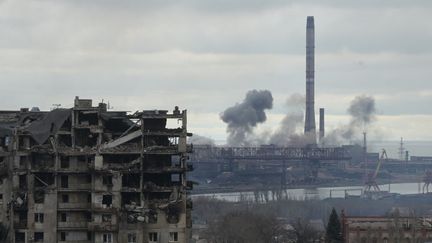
149;232;158;242
169;232;178;242
103;233;112;243
127;233;137;243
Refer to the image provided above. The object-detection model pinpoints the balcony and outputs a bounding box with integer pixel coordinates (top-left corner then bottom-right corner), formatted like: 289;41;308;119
57;167;90;173
142;166;185;174
58;203;91;210
92;204;118;213
14;221;27;229
120;186;140;192
59;183;91;191
142;145;193;155
63;241;91;243
88;222;118;232
142;128;192;137
100;144;192;155
143;183;179;192
58;221;88;229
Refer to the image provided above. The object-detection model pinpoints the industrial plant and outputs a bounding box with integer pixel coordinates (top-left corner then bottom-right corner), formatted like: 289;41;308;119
189;16;432;197
186;17;432;243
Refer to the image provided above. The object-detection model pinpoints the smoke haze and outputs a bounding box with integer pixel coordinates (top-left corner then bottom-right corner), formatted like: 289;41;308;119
268;93;314;146
348;95;376;126
323;95;377;145
188;134;215;145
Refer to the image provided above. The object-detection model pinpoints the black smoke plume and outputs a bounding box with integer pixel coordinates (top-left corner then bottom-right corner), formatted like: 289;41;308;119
221;90;273;146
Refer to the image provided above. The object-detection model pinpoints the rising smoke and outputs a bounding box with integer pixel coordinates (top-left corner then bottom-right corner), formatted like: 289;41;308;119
188;134;215;145
268;93;309;146
348;95;376;126
220;91;378;147
220;90;273;146
323;95;377;145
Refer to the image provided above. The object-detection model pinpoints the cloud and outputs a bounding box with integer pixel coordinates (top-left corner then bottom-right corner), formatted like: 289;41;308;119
1;1;432;55
0;1;431;141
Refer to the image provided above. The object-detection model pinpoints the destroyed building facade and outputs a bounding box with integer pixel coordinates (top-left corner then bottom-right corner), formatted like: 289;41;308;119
0;97;193;243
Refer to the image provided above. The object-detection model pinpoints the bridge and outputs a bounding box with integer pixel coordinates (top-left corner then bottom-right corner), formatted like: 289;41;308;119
190;145;350;162
189;145;352;188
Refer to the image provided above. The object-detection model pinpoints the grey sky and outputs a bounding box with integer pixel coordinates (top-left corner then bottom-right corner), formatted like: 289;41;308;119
0;0;431;142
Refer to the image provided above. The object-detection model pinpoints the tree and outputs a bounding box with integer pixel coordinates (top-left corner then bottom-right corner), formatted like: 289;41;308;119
205;211;288;243
326;208;342;243
292;218;320;243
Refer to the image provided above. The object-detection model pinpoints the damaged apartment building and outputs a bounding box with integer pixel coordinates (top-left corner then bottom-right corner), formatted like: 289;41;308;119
0;97;193;243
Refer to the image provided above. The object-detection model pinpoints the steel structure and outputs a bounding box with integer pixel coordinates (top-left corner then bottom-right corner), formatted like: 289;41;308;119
189;145;350;188
364;149;387;192
190;146;349;161
423;170;432;193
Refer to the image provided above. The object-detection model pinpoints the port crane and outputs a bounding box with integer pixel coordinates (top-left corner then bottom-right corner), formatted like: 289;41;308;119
423;170;432;193
364;149;387;192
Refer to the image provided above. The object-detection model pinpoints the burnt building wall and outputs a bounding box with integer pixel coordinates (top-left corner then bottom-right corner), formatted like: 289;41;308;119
0;97;192;243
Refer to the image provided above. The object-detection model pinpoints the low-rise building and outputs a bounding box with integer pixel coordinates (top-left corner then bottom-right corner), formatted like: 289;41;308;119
342;211;432;243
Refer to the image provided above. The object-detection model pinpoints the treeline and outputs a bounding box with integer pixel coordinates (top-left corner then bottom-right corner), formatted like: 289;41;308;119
193;196;331;224
192;197;336;243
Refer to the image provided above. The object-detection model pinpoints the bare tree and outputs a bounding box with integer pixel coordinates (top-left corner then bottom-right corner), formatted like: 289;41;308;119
205;211;289;243
292;218;321;243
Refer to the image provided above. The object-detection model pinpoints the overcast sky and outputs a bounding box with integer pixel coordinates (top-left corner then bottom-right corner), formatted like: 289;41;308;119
1;0;432;143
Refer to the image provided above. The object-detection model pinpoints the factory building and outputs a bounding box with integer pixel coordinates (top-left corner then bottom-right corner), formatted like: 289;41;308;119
0;97;193;243
342;211;432;243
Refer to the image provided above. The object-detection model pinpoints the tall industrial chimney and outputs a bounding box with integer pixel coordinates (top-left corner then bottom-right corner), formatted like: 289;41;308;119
319;108;324;141
304;16;316;144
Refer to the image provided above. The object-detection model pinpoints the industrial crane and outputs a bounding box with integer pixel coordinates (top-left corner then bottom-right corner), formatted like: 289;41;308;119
364;149;387;192
423;170;432;193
